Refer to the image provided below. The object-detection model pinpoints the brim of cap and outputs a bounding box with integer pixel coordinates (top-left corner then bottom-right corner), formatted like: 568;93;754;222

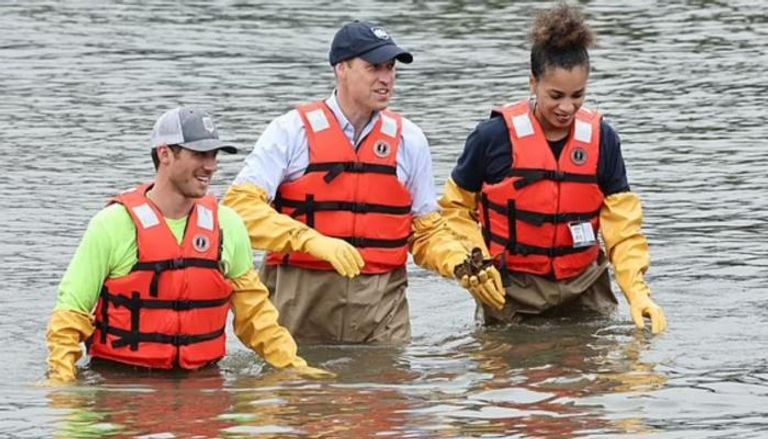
180;139;238;154
360;44;413;65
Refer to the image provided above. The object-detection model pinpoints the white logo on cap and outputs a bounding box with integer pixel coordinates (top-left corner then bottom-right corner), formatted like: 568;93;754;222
202;116;215;133
371;27;390;40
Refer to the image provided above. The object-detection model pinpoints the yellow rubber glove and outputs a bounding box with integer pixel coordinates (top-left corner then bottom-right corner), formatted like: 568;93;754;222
230;269;335;380
453;248;505;310
223;183;319;253
286;365;337;380
46;309;95;384
438;178;491;257
300;233;364;278
223;183;364;277
459;265;506;311
230;269;308;369
411;211;505;310
601;192;668;334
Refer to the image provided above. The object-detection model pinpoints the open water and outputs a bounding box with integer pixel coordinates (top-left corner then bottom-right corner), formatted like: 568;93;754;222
1;1;767;437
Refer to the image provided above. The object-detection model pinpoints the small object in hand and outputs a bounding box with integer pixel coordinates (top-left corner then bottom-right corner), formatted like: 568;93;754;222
454;247;494;278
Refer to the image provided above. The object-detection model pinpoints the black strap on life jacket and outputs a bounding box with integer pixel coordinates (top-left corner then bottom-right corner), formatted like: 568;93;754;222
272;190;411;268
99;285;110;344
131;258;220;297
508;168;597;190
487;232;595;257
340;235;410;248
96;320;225;350
278;197;412;219
507;200;517;252
480;193;492;248
305;161;397;184
483;198;600;227
97;286;230;351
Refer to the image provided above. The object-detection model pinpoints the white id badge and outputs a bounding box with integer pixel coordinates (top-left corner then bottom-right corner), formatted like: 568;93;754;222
568;221;597;248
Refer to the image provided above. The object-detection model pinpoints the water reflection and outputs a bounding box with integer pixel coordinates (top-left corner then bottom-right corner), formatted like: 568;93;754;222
47;368;235;438
422;322;668;437
42;326;666;437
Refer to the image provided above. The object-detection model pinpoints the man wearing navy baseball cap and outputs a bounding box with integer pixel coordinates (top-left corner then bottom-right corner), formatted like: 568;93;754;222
225;21;504;345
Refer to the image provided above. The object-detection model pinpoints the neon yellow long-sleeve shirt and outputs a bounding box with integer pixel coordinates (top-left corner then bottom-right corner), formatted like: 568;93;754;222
51;201;304;371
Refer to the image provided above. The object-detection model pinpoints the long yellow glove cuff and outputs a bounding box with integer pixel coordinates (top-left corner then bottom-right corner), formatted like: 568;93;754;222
438;178;491;257
223;183;316;253
230;269;307;369
411;211;506;310
46;309;95;383
411;211;467;278
601;192;667;333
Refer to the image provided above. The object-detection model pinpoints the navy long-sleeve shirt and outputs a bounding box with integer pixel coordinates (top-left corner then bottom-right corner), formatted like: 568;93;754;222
450;114;631;196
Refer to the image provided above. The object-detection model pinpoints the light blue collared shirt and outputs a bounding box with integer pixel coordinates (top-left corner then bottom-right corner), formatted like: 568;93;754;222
232;93;439;217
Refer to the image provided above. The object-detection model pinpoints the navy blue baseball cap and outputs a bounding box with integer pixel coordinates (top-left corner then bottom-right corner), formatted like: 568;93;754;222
329;21;413;66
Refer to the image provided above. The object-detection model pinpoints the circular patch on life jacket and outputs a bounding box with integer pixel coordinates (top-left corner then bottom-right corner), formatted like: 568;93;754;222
373;140;391;158
571;147;588;166
193;234;211;253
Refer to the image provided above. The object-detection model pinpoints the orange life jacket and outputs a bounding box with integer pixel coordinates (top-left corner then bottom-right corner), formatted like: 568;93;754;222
90;184;233;369
266;101;413;274
479;100;604;280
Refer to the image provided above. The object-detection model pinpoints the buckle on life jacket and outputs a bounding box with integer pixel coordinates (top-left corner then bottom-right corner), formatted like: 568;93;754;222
167;258;186;270
513;170;567;190
323;164;345;183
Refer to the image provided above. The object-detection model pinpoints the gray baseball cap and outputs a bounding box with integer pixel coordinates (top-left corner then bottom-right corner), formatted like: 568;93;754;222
150;107;237;153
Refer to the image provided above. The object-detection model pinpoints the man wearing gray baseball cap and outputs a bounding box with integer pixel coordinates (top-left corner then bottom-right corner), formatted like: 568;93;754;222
224;21;504;345
45;107;332;384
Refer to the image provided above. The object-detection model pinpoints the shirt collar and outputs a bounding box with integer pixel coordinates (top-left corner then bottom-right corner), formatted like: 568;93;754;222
325;91;380;145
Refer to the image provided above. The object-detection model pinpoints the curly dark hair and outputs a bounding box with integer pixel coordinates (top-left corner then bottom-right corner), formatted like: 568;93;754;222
530;2;595;80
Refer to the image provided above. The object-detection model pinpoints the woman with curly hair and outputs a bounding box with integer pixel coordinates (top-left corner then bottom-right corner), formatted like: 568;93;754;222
440;2;667;334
